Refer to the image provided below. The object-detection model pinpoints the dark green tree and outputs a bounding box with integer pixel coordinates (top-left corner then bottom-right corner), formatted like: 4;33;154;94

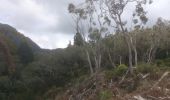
74;32;84;46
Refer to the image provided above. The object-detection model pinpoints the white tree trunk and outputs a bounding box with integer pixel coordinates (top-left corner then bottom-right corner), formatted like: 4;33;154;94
86;50;94;75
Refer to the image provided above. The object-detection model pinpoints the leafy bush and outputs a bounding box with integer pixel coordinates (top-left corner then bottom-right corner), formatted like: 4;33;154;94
105;64;128;80
155;59;165;67
0;76;28;100
114;64;128;76
137;63;159;74
155;58;170;67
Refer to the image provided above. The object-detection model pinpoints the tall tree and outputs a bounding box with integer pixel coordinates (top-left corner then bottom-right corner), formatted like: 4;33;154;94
68;3;94;74
104;0;151;73
69;0;151;74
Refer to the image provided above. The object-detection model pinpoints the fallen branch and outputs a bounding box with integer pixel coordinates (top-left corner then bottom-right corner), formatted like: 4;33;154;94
142;73;150;79
151;71;169;90
137;73;150;79
119;69;129;84
147;95;159;100
158;96;170;100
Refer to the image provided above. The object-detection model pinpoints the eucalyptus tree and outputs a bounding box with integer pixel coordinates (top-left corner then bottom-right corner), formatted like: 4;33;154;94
103;0;152;73
68;3;94;74
69;0;152;74
68;0;110;74
152;18;170;60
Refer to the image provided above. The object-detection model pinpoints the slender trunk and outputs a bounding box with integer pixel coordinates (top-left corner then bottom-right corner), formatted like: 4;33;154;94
134;48;138;66
166;51;169;57
98;54;101;69
94;56;98;70
151;47;157;62
127;40;133;74
94;54;102;71
94;37;102;72
119;55;122;65
147;45;157;63
147;46;153;63
130;35;138;67
108;51;116;68
118;14;133;74
86;50;94;75
166;42;169;57
75;16;94;75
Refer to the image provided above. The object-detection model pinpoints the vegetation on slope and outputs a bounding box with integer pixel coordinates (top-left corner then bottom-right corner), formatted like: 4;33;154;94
0;0;170;99
53;64;170;100
0;17;170;100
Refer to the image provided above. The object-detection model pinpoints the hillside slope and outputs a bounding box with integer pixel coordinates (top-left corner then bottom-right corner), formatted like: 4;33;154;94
0;23;40;52
0;23;41;73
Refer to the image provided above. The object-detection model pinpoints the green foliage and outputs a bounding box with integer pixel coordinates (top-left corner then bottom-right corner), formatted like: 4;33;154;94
0;34;18;54
98;90;112;100
155;58;170;70
1;17;170;100
155;49;169;59
0;76;27;100
0;53;7;75
136;63;159;74
155;59;165;67
74;32;84;46
114;64;128;76
105;64;128;80
88;28;101;44
18;41;34;65
0;41;89;100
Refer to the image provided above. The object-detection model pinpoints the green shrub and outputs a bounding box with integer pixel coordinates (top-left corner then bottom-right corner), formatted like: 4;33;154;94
137;63;159;74
105;64;128;79
114;64;128;76
98;90;112;100
155;59;165;67
155;58;170;67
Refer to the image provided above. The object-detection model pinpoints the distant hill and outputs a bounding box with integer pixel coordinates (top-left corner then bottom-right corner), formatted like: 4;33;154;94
0;23;42;69
0;23;40;52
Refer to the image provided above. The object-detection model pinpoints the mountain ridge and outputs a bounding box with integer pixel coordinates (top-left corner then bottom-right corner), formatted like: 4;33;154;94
0;23;41;52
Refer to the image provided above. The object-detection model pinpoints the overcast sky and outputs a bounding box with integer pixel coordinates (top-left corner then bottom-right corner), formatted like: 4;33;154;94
0;0;170;49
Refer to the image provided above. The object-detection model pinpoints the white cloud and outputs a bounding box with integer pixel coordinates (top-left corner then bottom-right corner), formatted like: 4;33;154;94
29;33;74;49
147;0;170;21
19;29;73;49
0;0;170;49
0;0;58;33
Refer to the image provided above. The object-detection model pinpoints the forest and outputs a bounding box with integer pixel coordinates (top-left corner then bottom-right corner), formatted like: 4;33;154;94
0;0;170;100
